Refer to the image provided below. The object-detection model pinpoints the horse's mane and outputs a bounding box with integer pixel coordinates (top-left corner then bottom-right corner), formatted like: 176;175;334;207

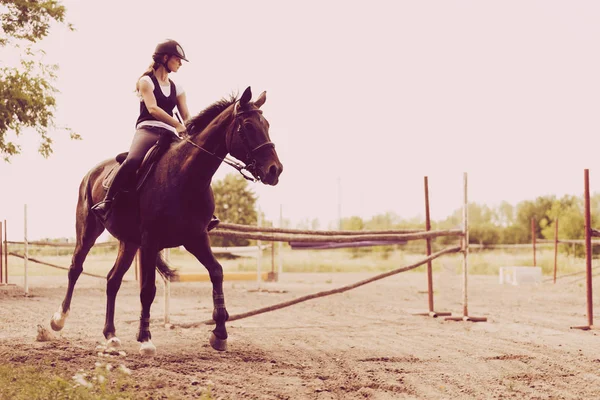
185;95;238;136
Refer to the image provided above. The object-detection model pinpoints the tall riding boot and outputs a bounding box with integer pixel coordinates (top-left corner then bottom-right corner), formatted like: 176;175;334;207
91;161;137;221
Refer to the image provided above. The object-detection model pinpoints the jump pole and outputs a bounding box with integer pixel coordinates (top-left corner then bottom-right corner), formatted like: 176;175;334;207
413;176;450;318
571;169;595;330
445;173;487;322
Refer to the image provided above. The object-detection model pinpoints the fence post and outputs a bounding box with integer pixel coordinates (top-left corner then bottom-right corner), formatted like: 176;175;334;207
257;211;262;287
162;248;171;326
135;250;139;282
572;169;594;330
0;221;3;284
531;217;536;267
553;219;559;284
414;177;450;318
462;174;469;317
269;239;276;281
24;204;28;296
424;177;434;312
3;220;7;284
445;173;487;322
278;204;283;277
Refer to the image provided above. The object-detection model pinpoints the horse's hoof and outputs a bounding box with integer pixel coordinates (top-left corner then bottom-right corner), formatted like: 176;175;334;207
209;332;228;351
50;310;68;331
139;340;156;357
107;337;121;348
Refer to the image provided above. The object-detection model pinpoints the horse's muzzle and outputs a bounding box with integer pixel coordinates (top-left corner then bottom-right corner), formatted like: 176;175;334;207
260;162;283;186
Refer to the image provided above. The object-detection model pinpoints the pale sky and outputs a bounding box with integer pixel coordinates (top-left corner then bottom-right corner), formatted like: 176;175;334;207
1;0;600;240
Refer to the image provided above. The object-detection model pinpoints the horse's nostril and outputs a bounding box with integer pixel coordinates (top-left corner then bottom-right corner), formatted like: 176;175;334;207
269;164;279;176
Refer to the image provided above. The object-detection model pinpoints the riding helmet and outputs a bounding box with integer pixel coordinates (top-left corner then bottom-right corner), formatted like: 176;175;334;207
153;39;188;62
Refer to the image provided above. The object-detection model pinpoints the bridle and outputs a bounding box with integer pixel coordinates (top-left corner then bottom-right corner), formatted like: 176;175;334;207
183;102;275;182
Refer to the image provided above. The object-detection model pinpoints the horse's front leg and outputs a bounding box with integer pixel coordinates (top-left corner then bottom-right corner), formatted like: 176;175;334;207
137;242;159;356
184;233;229;351
103;241;139;348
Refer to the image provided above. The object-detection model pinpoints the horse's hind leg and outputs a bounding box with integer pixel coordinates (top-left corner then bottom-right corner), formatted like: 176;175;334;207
51;209;104;331
184;233;229;351
103;241;139;348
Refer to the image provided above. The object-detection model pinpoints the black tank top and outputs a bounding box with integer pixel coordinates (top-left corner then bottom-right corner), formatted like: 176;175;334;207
135;74;177;127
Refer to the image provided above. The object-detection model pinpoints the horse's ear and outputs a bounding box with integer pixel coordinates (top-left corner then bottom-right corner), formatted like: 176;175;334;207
240;86;252;106
254;91;267;108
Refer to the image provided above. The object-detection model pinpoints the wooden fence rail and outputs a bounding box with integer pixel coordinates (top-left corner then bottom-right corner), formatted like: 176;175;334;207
5;240;116;248
210;229;463;243
216;222;425;236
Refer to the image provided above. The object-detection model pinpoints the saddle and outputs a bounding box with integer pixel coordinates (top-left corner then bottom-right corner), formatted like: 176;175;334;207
102;131;179;192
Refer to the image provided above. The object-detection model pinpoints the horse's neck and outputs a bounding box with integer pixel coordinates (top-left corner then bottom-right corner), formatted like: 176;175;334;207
172;121;230;183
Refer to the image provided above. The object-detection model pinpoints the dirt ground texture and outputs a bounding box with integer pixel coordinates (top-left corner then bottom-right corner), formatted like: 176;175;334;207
1;266;600;400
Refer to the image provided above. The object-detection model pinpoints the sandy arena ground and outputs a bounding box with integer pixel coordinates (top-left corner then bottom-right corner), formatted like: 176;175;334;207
1;266;600;399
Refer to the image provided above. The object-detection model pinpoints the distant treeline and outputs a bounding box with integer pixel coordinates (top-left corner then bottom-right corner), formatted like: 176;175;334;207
316;194;600;252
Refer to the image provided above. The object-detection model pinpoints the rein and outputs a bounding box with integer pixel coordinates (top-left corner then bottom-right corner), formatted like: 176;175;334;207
183;137;258;182
183;105;274;182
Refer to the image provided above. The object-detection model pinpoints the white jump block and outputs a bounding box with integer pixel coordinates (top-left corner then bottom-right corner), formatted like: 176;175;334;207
499;266;542;285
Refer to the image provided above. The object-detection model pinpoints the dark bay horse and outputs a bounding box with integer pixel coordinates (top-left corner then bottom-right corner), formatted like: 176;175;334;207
50;87;283;356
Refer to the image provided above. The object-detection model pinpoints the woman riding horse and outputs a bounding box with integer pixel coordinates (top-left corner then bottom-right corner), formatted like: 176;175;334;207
50;65;283;355
51;85;283;356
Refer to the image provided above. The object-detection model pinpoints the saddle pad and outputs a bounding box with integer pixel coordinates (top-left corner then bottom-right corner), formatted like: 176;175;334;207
102;163;121;190
101;142;164;191
101;130;180;192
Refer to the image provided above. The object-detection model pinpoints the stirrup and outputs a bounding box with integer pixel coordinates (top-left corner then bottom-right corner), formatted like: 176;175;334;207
208;216;220;232
91;199;113;221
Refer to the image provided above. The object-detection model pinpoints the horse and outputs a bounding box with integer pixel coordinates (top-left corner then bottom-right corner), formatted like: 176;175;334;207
50;86;283;356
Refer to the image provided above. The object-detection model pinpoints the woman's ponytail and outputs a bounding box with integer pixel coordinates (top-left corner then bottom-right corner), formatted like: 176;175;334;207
135;61;161;91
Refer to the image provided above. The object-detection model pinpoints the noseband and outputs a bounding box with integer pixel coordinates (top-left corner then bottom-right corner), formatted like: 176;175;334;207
184;102;275;182
229;107;275;170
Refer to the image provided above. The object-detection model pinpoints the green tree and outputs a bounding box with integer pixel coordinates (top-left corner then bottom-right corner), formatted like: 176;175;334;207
438;203;499;245
542;195;582;241
496;201;516;227
211;173;257;247
340;216;364;231
364;212;400;230
515;196;555;242
1;0;79;161
542;194;600;257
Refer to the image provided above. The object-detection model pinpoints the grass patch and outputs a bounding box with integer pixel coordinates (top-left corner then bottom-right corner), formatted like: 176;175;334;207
0;363;215;400
5;243;591;278
0;363;137;400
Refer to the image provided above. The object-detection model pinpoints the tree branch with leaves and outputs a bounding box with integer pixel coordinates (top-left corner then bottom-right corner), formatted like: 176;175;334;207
0;0;79;161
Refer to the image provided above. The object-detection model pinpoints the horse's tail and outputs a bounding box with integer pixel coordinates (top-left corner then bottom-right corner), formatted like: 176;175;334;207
156;252;178;280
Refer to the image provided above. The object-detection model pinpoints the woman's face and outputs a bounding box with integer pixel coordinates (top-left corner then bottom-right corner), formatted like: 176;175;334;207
166;55;183;72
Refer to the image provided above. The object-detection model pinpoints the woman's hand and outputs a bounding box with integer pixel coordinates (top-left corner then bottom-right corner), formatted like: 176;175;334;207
176;123;188;137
